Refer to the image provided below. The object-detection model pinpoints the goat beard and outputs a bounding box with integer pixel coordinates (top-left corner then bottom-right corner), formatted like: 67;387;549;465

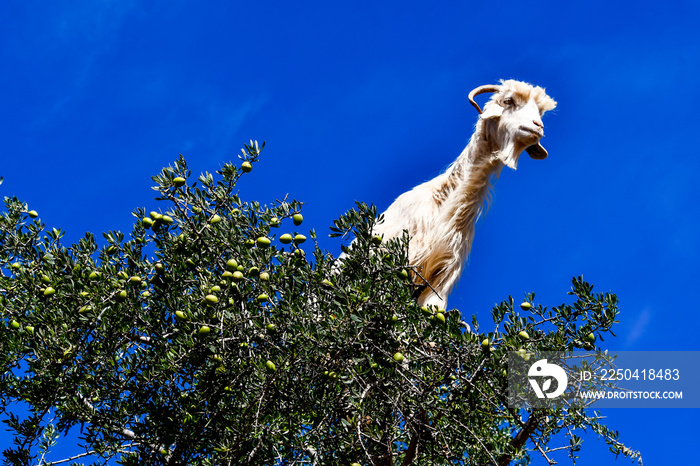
483;121;526;171
497;138;522;170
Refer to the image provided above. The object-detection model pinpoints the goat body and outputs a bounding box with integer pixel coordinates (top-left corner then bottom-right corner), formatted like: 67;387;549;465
373;79;557;309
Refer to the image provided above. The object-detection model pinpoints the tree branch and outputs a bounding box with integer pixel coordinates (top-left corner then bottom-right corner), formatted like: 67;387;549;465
497;413;540;466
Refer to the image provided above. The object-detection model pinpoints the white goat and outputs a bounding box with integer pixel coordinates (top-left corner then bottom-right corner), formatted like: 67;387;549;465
372;79;557;309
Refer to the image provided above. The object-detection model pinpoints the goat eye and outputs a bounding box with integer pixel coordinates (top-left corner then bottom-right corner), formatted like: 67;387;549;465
503;97;514;106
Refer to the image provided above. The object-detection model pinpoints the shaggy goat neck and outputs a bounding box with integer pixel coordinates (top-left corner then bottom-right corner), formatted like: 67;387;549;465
414;128;505;307
435;127;505;233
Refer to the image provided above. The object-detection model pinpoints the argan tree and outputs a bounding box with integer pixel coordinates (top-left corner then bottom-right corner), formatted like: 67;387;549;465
0;142;641;465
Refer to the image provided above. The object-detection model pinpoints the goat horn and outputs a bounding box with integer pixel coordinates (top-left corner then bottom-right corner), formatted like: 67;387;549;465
468;84;501;114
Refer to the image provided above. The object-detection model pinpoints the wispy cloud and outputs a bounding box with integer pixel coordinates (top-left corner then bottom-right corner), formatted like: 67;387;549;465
51;0;139;45
623;307;652;349
186;95;271;163
21;1;141;129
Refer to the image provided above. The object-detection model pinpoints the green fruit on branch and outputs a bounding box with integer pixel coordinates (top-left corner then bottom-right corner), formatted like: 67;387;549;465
520;302;532;311
518;330;530;340
434;312;446;324
481;339;491;350
129;276;142;285
116;290;128;302
292;214;303;226
371;235;383;245
256;237;271;248
209;214;222;224
172;176;186;187
204;294;219;305
226;259;238;271
197;326;211;337
293;234;306;244
161;215;174;225
279;233;293;244
585;333;596;343
393;352;405;363
175;311;187;321
10;320;20;329
232;271;244;281
259;272;270;281
248;266;260;277
28;210;38;218
517;348;531;361
265;360;276;372
241;161;253;173
43;287;56;297
257;294;269;303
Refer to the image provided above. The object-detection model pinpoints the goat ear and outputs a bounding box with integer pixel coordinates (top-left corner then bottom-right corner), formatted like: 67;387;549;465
479;104;503;120
525;143;548;159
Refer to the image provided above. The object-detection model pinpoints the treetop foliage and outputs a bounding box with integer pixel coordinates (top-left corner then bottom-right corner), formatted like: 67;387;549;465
0;141;641;465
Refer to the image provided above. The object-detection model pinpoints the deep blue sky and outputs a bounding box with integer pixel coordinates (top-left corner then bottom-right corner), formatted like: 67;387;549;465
2;1;698;463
